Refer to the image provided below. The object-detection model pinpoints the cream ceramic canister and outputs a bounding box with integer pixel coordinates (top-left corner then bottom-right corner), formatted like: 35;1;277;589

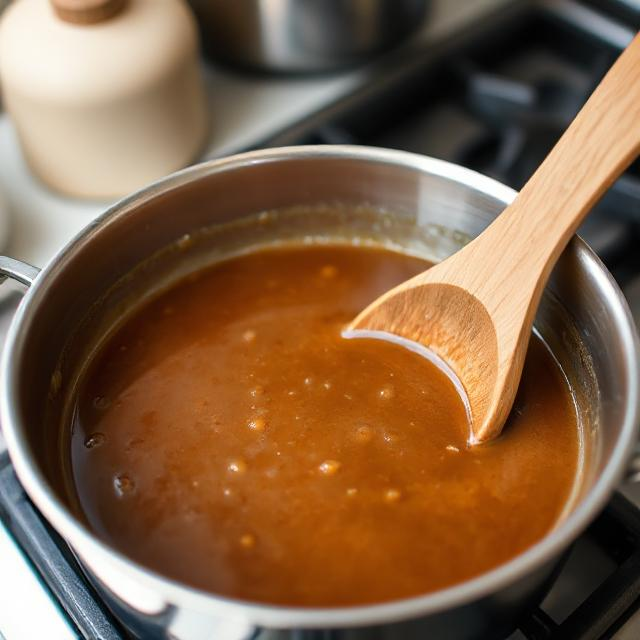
0;0;209;199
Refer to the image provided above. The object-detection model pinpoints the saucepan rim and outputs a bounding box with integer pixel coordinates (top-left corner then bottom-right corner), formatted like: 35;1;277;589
2;145;639;628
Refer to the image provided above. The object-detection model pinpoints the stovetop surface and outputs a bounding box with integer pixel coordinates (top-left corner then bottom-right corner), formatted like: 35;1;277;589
0;1;639;639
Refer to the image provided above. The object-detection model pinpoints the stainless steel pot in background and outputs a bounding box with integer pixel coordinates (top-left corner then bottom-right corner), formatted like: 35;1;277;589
188;0;429;73
0;146;639;639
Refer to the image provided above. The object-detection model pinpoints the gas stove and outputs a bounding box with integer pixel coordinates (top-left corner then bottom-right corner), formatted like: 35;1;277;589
0;1;639;639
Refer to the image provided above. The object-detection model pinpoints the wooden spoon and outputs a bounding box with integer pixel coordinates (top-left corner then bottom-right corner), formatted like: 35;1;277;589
347;33;640;444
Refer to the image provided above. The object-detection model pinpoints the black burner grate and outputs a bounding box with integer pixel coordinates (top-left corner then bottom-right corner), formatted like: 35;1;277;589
0;453;125;640
519;495;640;640
257;0;640;270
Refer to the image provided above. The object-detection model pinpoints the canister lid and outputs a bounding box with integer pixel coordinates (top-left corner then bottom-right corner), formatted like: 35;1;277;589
50;0;126;25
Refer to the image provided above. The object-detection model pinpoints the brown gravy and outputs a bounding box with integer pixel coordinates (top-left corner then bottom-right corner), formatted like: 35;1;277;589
69;244;580;606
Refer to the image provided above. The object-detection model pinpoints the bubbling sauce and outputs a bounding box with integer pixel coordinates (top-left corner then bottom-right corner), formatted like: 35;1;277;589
69;245;580;606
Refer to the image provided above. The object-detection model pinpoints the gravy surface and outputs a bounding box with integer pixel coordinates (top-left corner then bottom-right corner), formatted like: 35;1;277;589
69;245;580;606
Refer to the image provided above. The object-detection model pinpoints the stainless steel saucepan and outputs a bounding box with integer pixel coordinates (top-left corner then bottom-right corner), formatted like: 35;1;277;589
1;146;639;639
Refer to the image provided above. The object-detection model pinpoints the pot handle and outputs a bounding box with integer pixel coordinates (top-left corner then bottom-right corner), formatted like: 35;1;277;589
0;256;40;287
626;442;640;483
167;608;256;640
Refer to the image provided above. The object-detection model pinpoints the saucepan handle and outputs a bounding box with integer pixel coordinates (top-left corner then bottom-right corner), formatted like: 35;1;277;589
625;442;640;483
167;609;256;640
0;256;40;287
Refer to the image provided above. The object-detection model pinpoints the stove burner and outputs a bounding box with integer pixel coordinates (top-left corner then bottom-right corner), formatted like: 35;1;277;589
453;53;640;225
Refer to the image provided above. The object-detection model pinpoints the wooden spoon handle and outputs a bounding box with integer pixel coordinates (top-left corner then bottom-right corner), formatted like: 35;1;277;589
467;32;640;309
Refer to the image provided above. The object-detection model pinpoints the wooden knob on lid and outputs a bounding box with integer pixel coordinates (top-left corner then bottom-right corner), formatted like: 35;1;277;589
50;0;126;25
